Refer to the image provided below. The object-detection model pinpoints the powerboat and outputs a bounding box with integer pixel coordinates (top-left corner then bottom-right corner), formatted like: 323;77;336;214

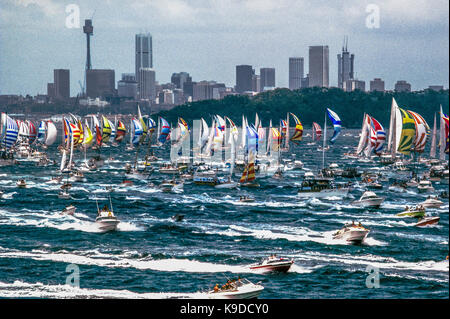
352;191;384;208
159;179;184;193
95;205;120;232
215;176;238;189
420;196;444;208
16;179;27;188
61;205;76;215
249;255;294;273
333;223;370;244
414;216;440;227
239;196;255;203
46;176;62;184
417;180;434;193
206;278;264;299
68;171;85;183
298;175;349;198
58;189;71;199
397;205;426;218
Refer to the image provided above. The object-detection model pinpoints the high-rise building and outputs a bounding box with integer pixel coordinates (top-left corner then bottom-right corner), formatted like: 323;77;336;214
53;69;70;100
118;73;138;99
309;46;329;88
260;68;276;91
345;79;365;92
394;80;411;92
47;83;55;99
136;33;153;93
235;65;253;93
138;68;156;101
252;74;261;93
171;72;192;91
289;57;304;90
193;81;225;101
86;69;115;98
337;39;354;89
370;78;385;92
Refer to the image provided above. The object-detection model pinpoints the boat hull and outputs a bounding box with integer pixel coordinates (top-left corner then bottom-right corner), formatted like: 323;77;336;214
298;188;349;198
249;261;293;273
415;217;440;227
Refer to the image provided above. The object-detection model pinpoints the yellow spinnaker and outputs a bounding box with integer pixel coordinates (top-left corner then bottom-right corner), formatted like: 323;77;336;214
397;108;416;155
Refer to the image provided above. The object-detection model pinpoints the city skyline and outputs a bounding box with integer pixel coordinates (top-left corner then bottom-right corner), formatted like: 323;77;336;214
0;0;448;96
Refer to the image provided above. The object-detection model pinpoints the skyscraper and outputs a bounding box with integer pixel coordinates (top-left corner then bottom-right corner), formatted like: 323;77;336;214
289;57;304;90
86;69;115;98
138;68;156;101
53;69;70;100
235;65;253;93
118;73;138;99
260;68;276;91
309;46;329;88
370;78;385;92
136;33;153;93
171;72;192;91
337;39;354;89
394;80;411;92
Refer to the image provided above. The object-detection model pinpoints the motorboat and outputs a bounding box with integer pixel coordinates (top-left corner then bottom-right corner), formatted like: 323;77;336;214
249;255;294;273
417;180;434;193
194;170;219;186
298;175;349;198
420;196;444;208
159;179;184;193
61;205;76;215
352;191;384;208
159;164;179;174
215;177;238;189
397;205;426;218
58;189;71;199
239;196;255;203
414;216;440;227
293;160;304;169
95;204;120;232
272;168;283;179
16;179;27;188
333;223;370;244
206;278;264;299
68;171;85;183
46;176;62;184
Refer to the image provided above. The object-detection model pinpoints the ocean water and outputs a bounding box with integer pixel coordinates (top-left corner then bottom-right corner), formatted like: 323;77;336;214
0;130;448;299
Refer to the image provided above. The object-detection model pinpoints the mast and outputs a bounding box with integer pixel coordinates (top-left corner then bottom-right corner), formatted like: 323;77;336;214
439;105;445;160
322;111;327;170
430;113;437;158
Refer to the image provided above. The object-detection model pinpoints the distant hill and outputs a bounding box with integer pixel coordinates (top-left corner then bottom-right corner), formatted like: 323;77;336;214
156;87;449;128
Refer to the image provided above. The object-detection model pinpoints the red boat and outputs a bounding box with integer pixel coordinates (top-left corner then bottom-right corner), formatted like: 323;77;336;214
249;255;294;273
414;216;440;227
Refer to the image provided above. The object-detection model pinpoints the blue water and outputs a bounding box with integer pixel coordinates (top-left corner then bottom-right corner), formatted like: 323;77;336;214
0;130;448;298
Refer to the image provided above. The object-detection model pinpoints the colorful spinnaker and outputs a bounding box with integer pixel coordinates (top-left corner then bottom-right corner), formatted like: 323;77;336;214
327;108;341;144
289;113;303;144
158;117;171;145
407;110;429;153
312;122;322;141
131;118;143;147
115;120;126;142
396;108;416;156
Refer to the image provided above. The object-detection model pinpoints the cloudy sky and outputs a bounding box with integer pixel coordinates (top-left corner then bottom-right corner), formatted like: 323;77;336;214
0;0;448;96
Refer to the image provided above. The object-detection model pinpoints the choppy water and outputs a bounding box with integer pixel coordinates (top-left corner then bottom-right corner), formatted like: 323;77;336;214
0;130;448;299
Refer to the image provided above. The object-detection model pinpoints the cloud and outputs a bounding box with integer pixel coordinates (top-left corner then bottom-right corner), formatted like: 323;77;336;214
13;0;62;17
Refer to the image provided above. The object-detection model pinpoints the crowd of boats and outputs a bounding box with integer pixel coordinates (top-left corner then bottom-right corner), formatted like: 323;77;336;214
1;97;449;298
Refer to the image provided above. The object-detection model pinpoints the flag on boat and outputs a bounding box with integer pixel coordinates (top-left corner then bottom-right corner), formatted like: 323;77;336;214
327;108;341;144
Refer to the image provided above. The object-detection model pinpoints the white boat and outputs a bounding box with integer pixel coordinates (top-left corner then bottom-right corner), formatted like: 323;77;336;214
215;180;238;189
333;223;370;244
417;180;434;193
206;278;264;299
298;176;349;198
61;205;76;215
249;255;294;273
420;196;444;208
68;171;85;183
414;216;440;227
58;190;71;199
16;179;27;188
95;205;120;232
352;191;384;208
159;180;184;193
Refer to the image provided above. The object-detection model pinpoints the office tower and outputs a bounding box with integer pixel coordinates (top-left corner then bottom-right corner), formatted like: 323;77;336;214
136;33;153;93
117;73;138;99
252;74;260;92
172;89;185;105
337;38;354;89
309;46;329;88
394;80;411;92
171;72;192;91
235;65;253;93
301;75;309;89
289;57;304;90
193;81;225;101
260;68;275;91
53;69;70;100
428;85;444;91
47;83;55;99
345;79;365;92
86;69;115;98
138;68;156;101
370;78;385;92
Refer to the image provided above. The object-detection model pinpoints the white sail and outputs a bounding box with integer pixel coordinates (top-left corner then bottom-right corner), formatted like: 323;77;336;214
387;98;398;153
439;105;446;160
45;121;57;146
356;113;369;155
204;119;216;156
60;149;67;172
430;113;437;158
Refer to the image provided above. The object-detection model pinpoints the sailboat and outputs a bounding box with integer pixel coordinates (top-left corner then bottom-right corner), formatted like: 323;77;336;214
239;150;260;188
0;113;19;166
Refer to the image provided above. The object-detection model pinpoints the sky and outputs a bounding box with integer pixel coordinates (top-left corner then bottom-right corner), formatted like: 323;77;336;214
0;0;448;96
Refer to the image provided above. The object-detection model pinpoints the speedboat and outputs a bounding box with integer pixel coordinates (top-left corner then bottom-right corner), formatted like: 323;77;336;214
206;278;264;299
61;205;76;215
414;216;440;227
249;255;294;273
159;165;179;174
95;206;120;232
16;179;27;188
417;180;434;193
68;171;85;183
159;180;184;193
352;191;384;208
46;176;62;184
58;190;71;199
298;175;349;198
215;177;238;189
239;196;255;203
397;205;426;218
420;196;444;208
333;223;370;244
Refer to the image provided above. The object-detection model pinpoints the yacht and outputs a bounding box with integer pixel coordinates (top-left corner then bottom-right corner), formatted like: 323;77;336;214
61;205;76;215
417;180;434;193
206;278;264;299
298;174;348;198
16;179;27;188
95;204;120;232
249;255;294;273
414;216;440;227
397;205;426;218
333;223;370;244
420;196;444;208
352;191;384;208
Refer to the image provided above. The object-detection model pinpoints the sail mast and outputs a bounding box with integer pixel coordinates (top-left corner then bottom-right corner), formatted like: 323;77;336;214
430;113;437;158
322;111;327;170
